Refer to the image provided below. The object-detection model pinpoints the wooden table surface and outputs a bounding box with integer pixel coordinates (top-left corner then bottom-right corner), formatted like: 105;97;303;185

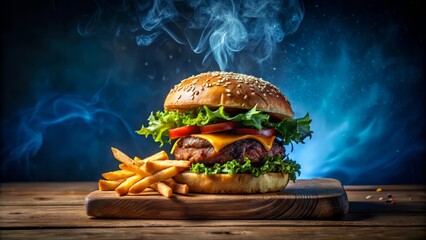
0;182;425;239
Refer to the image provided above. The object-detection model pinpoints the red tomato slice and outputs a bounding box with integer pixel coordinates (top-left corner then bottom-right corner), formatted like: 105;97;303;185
169;125;200;139
199;121;237;134
234;128;275;137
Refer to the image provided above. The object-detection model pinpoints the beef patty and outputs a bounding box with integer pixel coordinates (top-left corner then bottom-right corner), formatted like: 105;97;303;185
173;137;285;165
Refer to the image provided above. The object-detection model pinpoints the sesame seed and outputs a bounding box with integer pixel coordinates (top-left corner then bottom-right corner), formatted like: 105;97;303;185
244;95;248;99
251;92;256;95
236;90;240;95
237;84;241;88
225;89;231;93
178;95;181;99
191;96;194;100
263;93;267;97
226;93;231;97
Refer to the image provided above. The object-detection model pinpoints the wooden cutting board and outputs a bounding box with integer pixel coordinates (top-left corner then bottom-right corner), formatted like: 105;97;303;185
85;178;348;219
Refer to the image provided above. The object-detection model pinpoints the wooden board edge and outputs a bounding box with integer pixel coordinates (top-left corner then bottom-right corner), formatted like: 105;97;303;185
86;178;349;219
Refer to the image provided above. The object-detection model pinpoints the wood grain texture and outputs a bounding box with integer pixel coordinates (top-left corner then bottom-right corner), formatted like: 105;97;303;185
2;226;426;240
85;178;348;219
0;182;96;206
1;205;425;228
1;182;425;239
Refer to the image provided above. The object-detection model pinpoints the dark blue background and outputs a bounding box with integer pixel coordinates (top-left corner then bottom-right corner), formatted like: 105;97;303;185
1;0;425;184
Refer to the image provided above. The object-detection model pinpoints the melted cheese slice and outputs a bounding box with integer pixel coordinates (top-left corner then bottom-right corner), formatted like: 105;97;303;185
190;133;275;152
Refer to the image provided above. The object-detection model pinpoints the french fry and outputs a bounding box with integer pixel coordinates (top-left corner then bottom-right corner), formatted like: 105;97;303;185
134;150;169;164
115;175;143;196
98;179;125;191
103;148;191;197
142;160;191;174
173;183;189;195
150;182;172;198
111;148;150;178
129;167;180;194
102;169;135;180
162;178;189;195
133;156;143;163
162;178;177;185
119;163;130;171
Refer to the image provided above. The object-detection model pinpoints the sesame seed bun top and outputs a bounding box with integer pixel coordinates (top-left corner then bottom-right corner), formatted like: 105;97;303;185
164;72;294;120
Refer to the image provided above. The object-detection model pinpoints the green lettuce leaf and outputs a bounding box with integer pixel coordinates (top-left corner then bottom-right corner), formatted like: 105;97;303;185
178;105;271;129
190;155;301;182
136;110;181;146
267;113;312;145
136;105;312;147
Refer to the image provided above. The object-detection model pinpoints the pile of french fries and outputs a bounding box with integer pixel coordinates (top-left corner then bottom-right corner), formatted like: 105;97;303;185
98;147;190;198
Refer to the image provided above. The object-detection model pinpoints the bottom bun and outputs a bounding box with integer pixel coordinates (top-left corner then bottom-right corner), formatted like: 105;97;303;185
174;172;290;194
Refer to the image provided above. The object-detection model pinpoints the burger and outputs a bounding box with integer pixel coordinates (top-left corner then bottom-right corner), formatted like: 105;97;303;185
137;72;312;193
